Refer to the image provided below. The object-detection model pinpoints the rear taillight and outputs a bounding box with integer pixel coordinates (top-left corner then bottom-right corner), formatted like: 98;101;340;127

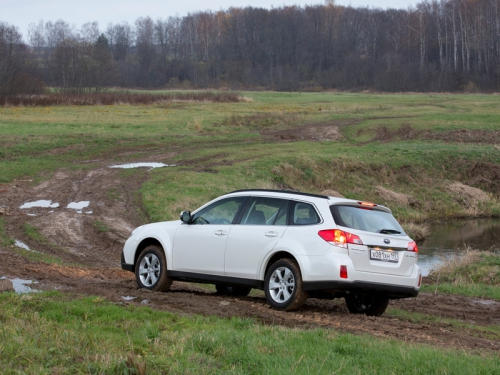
340;265;348;279
318;229;363;246
407;241;418;253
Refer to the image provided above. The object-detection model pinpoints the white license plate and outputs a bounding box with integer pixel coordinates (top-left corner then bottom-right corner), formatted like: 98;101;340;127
370;249;399;263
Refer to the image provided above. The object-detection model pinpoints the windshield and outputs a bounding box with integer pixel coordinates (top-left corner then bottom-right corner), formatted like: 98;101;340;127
330;205;405;235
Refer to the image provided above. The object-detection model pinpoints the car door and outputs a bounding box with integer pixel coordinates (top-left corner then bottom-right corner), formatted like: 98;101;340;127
173;196;246;275
225;197;289;279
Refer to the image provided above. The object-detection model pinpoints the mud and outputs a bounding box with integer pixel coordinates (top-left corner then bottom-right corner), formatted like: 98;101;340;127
0;161;498;353
261;119;359;142
372;124;500;144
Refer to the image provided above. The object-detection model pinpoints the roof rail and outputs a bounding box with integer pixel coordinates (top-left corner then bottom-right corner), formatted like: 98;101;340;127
227;189;328;200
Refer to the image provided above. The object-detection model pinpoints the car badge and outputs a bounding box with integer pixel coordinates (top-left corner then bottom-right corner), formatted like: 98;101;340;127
384;239;390;244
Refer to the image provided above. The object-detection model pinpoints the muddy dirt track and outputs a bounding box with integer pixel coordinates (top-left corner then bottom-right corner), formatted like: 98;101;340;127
0;161;499;354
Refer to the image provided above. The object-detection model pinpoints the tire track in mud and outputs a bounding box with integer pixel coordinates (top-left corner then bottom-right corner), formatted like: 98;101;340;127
0;163;498;353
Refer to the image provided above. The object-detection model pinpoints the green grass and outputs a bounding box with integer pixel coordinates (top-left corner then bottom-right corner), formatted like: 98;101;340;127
0;292;498;375
93;220;110;233
1;92;499;224
423;252;500;300
23;223;49;245
0;217;14;247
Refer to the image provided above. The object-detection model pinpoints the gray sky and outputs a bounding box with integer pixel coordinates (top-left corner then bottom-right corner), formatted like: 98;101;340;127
2;0;419;37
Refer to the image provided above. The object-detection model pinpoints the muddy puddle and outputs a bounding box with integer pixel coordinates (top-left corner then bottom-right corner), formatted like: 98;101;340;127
0;277;39;294
418;218;500;276
109;162;175;169
19;200;59;209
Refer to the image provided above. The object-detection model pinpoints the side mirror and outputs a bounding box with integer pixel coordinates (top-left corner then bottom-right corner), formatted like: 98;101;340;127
180;210;192;224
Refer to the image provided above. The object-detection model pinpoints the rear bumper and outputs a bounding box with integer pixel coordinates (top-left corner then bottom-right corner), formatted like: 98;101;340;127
121;252;134;272
303;280;418;298
297;250;421;299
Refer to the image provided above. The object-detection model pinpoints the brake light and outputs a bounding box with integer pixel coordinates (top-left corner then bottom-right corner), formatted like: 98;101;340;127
340;265;348;279
318;229;363;246
358;201;376;208
407;241;418;253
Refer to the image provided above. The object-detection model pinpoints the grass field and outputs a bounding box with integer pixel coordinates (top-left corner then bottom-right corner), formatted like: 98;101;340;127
422;251;500;300
1;91;499;374
0;292;498;375
1;91;499;226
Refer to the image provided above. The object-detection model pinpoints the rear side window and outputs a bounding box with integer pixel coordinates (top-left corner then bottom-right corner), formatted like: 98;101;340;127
291;202;320;225
241;197;288;225
330;205;405;234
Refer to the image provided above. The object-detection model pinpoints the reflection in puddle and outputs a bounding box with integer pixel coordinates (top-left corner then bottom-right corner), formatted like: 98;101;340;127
20;200;59;209
418;218;500;276
14;240;34;252
109;162;175;169
0;277;39;294
121;296;137;301
67;201;90;213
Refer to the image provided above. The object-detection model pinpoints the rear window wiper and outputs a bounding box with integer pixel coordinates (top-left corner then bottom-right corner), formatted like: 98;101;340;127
379;229;401;234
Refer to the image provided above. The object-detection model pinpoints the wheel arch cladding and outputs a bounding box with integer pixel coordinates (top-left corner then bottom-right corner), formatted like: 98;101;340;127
264;251;302;279
134;237;164;267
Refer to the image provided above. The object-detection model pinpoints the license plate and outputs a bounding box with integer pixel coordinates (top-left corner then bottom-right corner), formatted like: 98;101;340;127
370;249;399;263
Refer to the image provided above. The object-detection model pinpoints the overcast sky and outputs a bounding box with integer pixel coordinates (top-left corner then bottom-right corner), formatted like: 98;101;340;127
3;0;420;37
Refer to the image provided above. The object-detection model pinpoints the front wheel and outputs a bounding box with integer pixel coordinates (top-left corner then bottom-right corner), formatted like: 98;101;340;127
264;258;307;311
345;293;389;316
135;245;172;292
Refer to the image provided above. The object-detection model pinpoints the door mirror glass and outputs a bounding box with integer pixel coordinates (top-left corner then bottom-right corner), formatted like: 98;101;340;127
180;210;192;224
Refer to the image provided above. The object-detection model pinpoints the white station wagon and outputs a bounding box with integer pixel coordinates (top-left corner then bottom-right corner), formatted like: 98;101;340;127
122;189;421;316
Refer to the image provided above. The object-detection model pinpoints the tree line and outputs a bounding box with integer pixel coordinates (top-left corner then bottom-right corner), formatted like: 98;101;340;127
1;0;499;94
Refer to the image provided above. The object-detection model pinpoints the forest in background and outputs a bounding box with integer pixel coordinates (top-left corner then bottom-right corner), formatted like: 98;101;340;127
0;0;499;93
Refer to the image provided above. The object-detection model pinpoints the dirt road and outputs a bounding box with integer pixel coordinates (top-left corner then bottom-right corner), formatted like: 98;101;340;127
0;162;498;353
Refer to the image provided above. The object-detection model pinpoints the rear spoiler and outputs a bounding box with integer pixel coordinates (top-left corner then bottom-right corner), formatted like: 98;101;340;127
330;201;392;213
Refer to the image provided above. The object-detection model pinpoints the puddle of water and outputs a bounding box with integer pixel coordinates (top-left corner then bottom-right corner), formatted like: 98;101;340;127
0;277;39;294
67;201;90;212
418;218;500;276
109;162;175;169
26;213;37;217
14;240;32;251
84;210;93;214
20;200;59;209
121;296;137;301
474;299;498;306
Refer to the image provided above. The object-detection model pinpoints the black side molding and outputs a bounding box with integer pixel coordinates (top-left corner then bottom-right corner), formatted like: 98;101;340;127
303;280;419;299
121;252;135;272
168;271;264;288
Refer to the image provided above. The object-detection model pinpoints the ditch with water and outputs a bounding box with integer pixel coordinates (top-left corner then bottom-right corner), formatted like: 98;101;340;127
417;218;499;276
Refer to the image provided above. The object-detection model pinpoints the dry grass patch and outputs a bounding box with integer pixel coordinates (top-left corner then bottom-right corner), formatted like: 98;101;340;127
0;91;242;106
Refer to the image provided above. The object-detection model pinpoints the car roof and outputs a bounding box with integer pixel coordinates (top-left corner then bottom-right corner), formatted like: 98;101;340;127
224;189;391;212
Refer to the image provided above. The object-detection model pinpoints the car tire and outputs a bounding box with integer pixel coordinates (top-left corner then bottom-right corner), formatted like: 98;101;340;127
215;284;252;297
345;293;389;316
135;245;172;292
264;258;307;311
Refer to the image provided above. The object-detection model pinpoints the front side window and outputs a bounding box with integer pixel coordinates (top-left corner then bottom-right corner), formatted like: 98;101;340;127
291;202;320;225
330;205;405;234
192;197;245;225
241;197;288;225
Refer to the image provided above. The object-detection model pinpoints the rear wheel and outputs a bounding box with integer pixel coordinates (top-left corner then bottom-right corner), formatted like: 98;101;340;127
135;245;171;292
215;284;251;297
264;258;307;311
345;293;389;316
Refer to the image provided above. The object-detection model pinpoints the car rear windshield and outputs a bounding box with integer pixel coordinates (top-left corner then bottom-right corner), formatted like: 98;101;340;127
330;205;405;235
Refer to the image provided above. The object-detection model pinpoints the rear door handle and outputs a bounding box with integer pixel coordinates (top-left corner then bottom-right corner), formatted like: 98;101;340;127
264;231;279;238
214;229;228;236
